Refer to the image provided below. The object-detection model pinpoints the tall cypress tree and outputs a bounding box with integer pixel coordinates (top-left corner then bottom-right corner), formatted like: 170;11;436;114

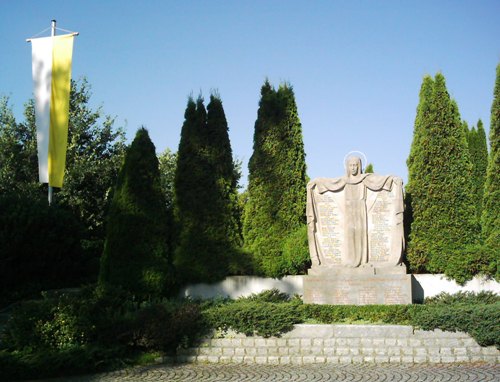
405;75;434;270
482;64;500;251
174;95;241;283
466;120;489;221
243;81;307;277
406;73;478;274
99;128;174;298
206;94;242;249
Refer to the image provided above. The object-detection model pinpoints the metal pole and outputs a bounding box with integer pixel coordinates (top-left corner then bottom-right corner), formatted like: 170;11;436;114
48;20;56;206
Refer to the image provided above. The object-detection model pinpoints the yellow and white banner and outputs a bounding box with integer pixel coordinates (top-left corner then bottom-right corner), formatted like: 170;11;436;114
31;34;74;188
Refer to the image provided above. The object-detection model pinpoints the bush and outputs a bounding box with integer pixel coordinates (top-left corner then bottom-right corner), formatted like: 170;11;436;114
2;289;499;380
203;297;303;337
132;301;204;354
0;345;130;380
412;303;500;348
240;289;291;303
0;286;206;379
99;128;175;299
280;225;311;275
202;290;499;348
424;291;499;305
300;304;415;325
0;194;85;306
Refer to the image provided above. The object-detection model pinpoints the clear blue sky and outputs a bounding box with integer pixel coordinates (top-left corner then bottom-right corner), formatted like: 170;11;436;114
1;0;499;187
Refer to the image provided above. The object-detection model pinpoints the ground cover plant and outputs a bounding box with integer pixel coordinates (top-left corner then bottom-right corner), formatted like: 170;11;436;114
1;289;498;380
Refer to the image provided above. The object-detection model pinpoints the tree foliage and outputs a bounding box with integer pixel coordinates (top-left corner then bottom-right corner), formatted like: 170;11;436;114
99;128;174;298
174;95;242;283
0;193;84;305
481;64;500;278
0;79;126;279
0;96;39;197
0;79;125;286
55;79;126;250
243;81;307;277
406;73;479;276
158;148;177;213
465;120;488;222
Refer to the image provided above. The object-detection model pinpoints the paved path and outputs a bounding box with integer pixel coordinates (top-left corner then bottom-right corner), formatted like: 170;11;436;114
43;363;499;381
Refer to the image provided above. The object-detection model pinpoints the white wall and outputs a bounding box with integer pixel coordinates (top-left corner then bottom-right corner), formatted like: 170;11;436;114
179;274;499;301
179;275;303;299
412;274;500;298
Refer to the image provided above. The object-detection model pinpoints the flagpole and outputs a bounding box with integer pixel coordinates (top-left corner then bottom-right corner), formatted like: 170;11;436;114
48;19;56;206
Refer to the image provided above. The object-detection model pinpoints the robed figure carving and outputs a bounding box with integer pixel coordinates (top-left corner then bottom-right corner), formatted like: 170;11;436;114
306;156;404;268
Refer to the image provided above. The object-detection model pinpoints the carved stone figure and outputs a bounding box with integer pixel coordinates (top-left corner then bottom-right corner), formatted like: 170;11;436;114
306;155;404;269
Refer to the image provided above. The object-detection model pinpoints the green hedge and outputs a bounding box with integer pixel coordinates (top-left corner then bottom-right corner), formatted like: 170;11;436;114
0;194;85;306
0;286;204;380
2;290;498;380
201;290;499;348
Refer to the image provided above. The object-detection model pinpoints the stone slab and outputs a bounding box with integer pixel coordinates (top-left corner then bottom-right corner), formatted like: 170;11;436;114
303;271;412;305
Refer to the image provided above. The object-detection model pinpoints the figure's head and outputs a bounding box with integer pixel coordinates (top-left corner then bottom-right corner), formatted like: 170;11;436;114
346;156;362;176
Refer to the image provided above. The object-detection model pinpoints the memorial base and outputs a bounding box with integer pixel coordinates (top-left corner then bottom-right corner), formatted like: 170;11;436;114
303;266;412;305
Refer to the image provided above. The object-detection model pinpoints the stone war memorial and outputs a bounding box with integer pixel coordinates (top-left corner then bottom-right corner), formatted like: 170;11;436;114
303;153;412;305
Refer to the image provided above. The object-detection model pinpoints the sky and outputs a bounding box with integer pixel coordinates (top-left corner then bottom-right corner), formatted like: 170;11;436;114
1;0;499;187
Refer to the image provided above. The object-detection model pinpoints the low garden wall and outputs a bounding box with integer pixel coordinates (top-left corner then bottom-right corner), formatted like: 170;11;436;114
179;275;500;302
173;324;499;365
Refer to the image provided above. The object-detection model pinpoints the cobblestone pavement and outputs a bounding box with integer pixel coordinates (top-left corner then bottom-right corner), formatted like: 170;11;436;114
43;363;499;382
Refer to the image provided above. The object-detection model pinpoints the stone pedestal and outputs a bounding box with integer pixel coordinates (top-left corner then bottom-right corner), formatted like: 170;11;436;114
303;265;412;305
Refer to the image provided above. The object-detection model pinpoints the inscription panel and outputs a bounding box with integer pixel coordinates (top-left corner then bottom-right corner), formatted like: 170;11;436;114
314;191;343;265
307;175;404;269
367;188;397;264
303;274;412;305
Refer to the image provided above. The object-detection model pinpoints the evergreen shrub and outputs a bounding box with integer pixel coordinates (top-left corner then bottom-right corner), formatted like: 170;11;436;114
482;64;500;276
412;303;500;348
300;304;415;325
281;225;311;275
424;291;499;305
242;289;291;303
174;96;242;284
99;128;175;298
243;81;307;277
203;299;302;338
0;194;84;306
132;301;204;354
0;286;205;379
406;74;479;276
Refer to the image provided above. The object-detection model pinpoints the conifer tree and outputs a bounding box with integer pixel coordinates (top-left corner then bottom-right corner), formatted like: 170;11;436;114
466;120;488;221
206;94;242;249
99;128;174;298
243;81;307;277
404;75;434;268
482;64;500;251
158;148;177;213
174;95;241;283
406;73;478;274
364;163;374;173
